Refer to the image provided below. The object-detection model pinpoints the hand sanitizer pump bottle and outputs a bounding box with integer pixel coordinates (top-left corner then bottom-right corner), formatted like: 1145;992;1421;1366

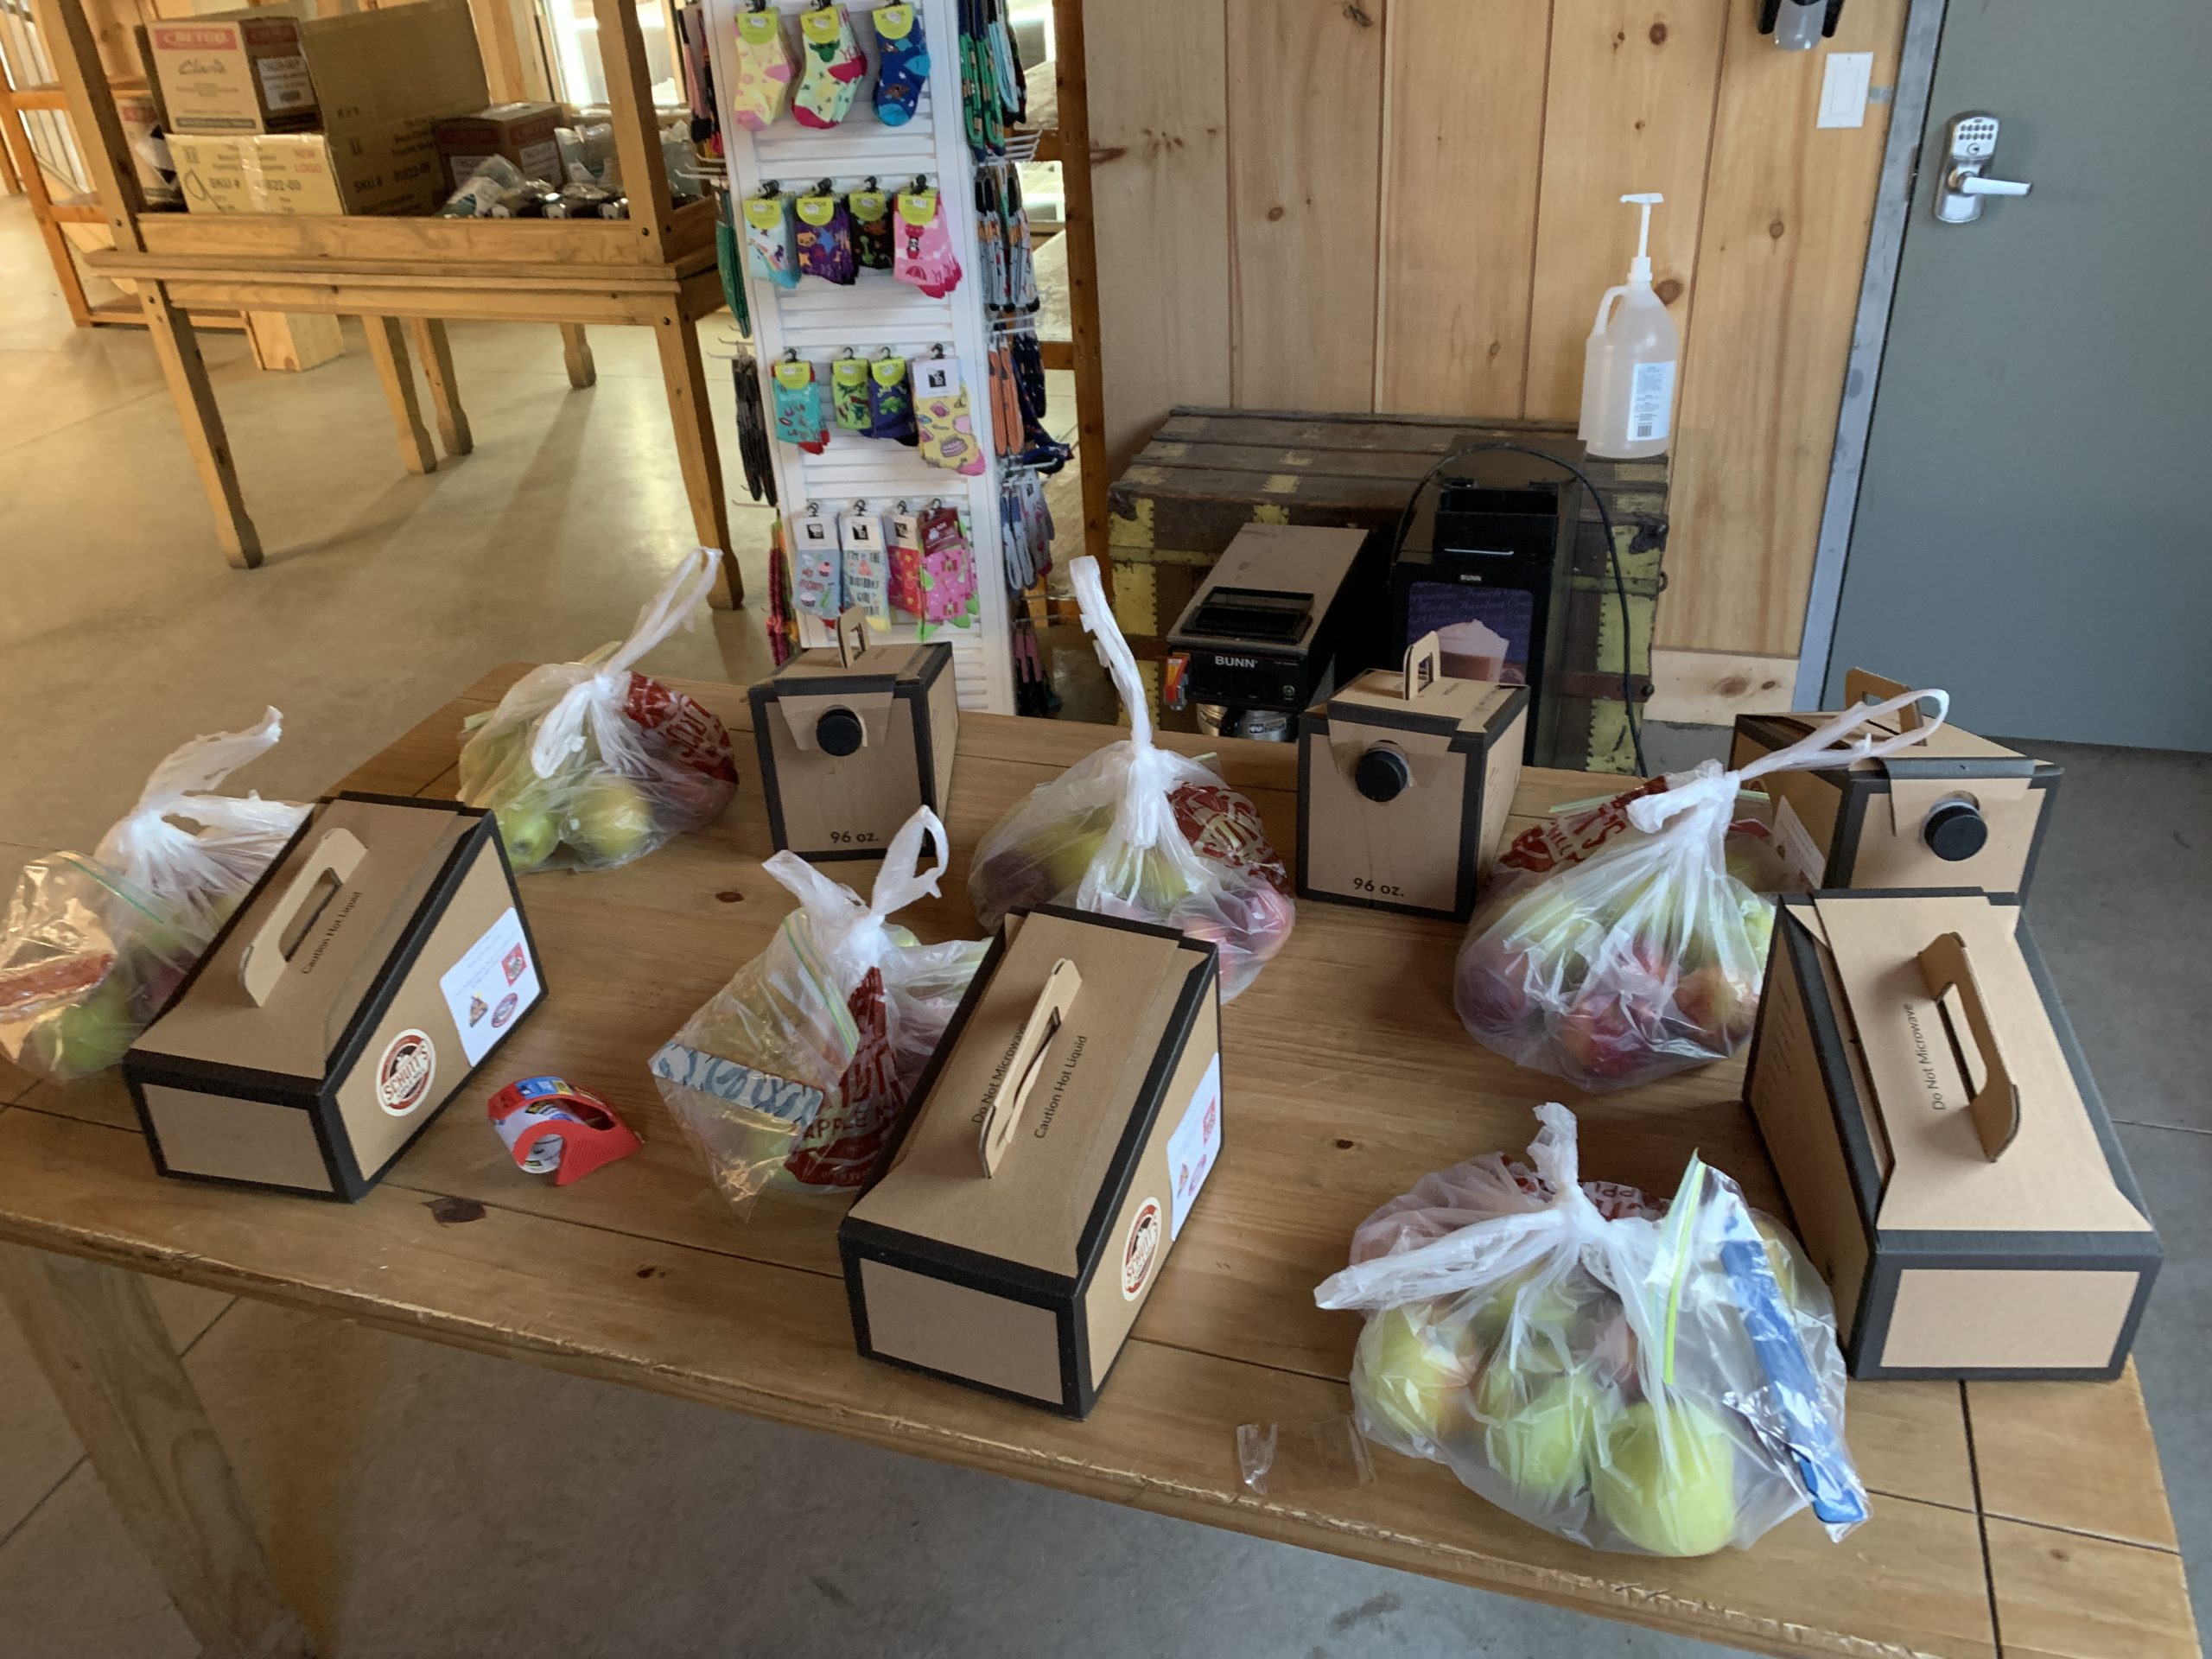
1579;193;1681;460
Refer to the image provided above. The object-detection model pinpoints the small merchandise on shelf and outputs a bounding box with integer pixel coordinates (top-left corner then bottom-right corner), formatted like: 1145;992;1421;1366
434;103;561;195
1316;1103;1866;1556
456;551;739;874
771;355;830;450
728;4;800;130
744;187;803;286
870;3;930;124
793;3;868;128
730;351;777;503
839;505;893;624
795;183;858;282
913;353;985;474
0;711;306;1083
957;0;1027;158
893;185;963;296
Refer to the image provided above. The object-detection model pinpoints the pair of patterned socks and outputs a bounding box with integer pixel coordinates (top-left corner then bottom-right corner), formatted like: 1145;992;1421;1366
731;5;928;130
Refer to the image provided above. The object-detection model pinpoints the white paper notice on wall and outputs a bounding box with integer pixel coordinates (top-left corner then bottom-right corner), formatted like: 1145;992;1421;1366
1817;52;1875;129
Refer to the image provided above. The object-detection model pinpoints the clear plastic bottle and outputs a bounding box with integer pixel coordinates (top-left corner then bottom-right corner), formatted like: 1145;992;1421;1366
1579;193;1681;460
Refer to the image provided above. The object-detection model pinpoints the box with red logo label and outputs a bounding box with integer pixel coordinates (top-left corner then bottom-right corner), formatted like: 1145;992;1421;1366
124;794;543;1200
840;906;1222;1417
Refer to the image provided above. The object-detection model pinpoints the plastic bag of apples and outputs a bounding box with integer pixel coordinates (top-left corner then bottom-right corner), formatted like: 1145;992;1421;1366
1315;1104;1866;1557
966;556;1294;1001
1455;687;1948;1091
458;550;738;874
0;710;307;1082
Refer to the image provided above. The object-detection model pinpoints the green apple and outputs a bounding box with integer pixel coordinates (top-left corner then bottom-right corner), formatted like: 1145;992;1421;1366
1590;1399;1740;1556
45;977;140;1078
1351;1302;1480;1447
566;773;654;863
495;800;561;872
1475;1363;1606;1504
1470;1268;1586;1362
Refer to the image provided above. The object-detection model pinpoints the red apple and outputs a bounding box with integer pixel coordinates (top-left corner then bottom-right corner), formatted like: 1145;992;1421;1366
1672;963;1758;1051
1554;994;1653;1088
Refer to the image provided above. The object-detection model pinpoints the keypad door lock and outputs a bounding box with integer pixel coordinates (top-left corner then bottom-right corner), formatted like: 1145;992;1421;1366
1935;112;2032;224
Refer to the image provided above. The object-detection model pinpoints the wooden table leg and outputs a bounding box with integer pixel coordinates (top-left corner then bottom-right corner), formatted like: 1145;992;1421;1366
143;284;262;568
559;323;596;389
362;316;436;476
0;1246;313;1659
652;312;742;608
406;318;473;457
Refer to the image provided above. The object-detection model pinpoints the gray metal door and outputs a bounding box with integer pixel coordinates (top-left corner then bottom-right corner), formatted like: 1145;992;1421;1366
1824;0;2212;750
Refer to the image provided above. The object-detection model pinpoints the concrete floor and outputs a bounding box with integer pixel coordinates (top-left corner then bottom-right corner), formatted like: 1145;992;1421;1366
3;195;2208;1656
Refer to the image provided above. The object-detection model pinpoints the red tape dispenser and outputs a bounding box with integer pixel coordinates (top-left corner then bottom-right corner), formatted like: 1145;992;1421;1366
487;1076;641;1185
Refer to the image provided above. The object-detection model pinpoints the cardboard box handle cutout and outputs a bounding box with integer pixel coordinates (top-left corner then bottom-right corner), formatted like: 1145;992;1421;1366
976;958;1082;1178
835;606;872;667
238;827;366;1007
1844;668;1926;731
1402;632;1442;702
1916;931;2021;1160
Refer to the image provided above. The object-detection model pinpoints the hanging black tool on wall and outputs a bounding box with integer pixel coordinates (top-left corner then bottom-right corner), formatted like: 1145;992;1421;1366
1759;0;1845;48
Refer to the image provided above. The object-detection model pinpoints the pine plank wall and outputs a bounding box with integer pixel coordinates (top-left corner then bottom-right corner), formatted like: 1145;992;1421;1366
1082;0;1910;716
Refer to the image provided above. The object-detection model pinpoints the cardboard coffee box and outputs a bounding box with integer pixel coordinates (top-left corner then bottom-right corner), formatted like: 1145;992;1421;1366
1297;633;1528;920
435;102;563;191
1744;889;2158;1379
750;613;957;861
145;11;318;135
1732;670;2060;901
169;124;448;218
840;907;1223;1417
124;795;543;1201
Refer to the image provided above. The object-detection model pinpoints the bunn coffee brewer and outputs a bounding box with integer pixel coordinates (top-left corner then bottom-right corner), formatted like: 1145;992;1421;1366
1162;524;1389;741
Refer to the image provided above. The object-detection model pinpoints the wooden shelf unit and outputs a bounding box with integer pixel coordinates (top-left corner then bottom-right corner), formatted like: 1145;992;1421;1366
43;0;744;605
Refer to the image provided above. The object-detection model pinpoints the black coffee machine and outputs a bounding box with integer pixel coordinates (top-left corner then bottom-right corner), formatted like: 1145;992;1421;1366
1389;445;1584;761
1162;524;1389;740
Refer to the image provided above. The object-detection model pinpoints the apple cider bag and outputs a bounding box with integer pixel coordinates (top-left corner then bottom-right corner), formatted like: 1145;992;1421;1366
1316;1104;1866;1556
0;710;307;1082
965;556;1294;1001
1455;687;1948;1091
458;549;738;874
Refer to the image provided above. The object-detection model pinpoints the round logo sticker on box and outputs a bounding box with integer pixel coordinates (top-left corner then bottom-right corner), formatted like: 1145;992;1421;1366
376;1029;437;1116
1121;1196;1162;1301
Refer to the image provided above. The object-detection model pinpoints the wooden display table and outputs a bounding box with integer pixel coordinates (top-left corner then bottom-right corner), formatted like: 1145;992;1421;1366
41;0;743;607
0;665;2194;1659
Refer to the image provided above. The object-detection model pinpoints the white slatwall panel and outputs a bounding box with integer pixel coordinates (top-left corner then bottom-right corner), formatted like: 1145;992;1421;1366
705;0;1014;714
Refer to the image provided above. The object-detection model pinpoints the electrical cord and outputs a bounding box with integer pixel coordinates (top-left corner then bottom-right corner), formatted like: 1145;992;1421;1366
1388;442;1649;777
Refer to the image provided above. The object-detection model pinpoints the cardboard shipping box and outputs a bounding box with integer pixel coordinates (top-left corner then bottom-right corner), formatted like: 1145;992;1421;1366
1732;670;2060;901
169;123;448;217
751;615;957;861
435;101;563;191
841;907;1223;1416
124;795;543;1201
168;0;491;218
1297;633;1527;920
144;11;317;136
1744;889;2158;1380
298;0;489;130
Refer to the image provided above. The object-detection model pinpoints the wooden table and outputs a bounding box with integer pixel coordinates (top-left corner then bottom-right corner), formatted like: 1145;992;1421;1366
41;0;744;607
0;666;2195;1659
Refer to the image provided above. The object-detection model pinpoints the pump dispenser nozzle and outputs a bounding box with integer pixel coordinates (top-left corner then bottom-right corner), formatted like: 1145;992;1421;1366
1620;192;1662;283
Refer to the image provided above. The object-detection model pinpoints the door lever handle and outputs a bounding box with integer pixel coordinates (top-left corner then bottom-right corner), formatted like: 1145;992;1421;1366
1955;171;2031;199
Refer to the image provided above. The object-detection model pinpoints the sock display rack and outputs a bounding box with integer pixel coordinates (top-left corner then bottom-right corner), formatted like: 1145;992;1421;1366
706;0;1015;713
